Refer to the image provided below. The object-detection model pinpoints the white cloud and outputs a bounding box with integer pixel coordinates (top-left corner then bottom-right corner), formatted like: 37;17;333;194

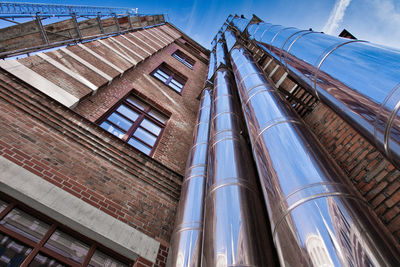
370;0;400;24
353;0;400;49
322;0;352;34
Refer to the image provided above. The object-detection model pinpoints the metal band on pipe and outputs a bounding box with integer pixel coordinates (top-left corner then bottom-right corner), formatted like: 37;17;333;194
243;88;275;107
375;82;400;161
283;31;319;70
269;27;296;52
259;24;280;42
253;118;303;147
313;40;366;100
384;96;400;161
272;192;366;239
279;30;309;63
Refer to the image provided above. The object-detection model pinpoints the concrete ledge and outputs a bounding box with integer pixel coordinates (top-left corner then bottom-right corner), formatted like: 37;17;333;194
0;156;160;263
0;59;79;108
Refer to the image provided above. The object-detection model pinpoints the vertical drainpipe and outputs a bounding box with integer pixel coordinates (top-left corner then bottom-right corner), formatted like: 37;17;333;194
169;87;212;267
229;43;400;266
202;38;276;266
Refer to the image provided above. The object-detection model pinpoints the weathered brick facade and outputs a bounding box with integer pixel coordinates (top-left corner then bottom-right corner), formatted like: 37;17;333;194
0;22;208;266
75;41;208;174
0;68;180;240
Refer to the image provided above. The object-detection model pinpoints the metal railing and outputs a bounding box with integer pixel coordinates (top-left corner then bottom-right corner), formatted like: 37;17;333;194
0;2;138;18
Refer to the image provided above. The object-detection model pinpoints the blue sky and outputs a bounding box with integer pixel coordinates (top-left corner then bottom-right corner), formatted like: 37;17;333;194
3;0;400;50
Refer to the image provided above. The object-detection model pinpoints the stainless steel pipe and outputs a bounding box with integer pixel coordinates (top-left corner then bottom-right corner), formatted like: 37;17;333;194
169;88;212;267
229;44;400;266
215;40;227;69
203;67;276;267
207;51;216;81
224;29;237;52
234;17;400;169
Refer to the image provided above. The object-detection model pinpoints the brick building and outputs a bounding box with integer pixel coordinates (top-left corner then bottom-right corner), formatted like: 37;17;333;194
0;7;399;267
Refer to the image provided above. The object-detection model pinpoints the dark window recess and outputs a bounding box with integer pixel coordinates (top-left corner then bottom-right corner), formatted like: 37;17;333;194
152;64;186;93
172;50;195;69
0;194;132;267
99;95;168;155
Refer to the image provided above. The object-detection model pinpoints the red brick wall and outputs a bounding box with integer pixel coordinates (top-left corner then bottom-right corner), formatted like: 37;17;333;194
154;244;168;267
0;69;181;244
74;42;209;175
134;244;168;267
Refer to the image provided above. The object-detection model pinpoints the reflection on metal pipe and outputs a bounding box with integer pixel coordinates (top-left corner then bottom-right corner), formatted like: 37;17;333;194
229;44;400;267
169;88;212;267
230;17;248;33
203;67;276;267
207;51;216;81
215;41;227;69
224;29;237;52
241;18;400;169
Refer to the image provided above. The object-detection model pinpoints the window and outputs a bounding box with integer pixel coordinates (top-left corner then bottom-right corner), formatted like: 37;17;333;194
152;64;186;93
99;95;168;156
0;194;131;267
172;50;195;69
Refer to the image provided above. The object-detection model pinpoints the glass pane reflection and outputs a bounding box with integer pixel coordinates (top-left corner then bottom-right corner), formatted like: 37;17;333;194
28;253;66;267
148;109;168;123
154;71;168;83
100;122;125;138
128;138;152;155
107;113;133;131
0;200;8;214
44;230;90;264
134;127;157;146
141;119;161;135
116;105;139;122
126;97;148;110
0;233;32;266
88;249;128;267
1;208;51;243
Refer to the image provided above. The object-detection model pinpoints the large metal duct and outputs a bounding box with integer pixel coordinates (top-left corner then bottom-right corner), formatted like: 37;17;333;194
169;88;212;267
215;40;228;69
203;66;276;267
207;51;216;81
229;44;400;266
234;17;400;169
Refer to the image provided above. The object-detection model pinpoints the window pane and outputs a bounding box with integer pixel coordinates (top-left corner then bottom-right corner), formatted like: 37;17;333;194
173;53;193;69
0;200;8;214
126;97;148;111
183;61;193;69
134;127;157;146
100;122;125;138
153;72;168;83
29;253;66;267
116;104;139;121
140;119;161;135
148;109;168;123
128;138;152;155
0;208;51;243
173;54;185;63
44;229;90;264
107;113;133;131
156;69;169;80
88;249;128;267
173;51;194;69
170;79;183;88
0;233;32;266
168;82;182;93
